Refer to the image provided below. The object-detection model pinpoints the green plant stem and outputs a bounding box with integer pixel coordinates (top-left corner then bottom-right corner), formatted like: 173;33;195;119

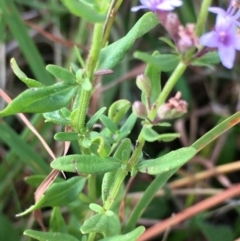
148;61;187;121
75;23;104;132
103;170;128;210
73;23;103;209
195;0;213;37
103;133;145;210
102;0;123;47
88;174;97;202
87;232;96;241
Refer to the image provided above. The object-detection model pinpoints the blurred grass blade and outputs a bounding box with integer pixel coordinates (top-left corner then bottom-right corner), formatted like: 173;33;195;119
0;0;54;85
0;121;50;174
192;111;240;152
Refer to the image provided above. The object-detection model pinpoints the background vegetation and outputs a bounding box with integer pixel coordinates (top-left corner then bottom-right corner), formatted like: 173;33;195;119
1;0;240;240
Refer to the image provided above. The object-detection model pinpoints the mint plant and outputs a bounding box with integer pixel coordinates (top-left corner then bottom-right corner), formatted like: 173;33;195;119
1;0;240;240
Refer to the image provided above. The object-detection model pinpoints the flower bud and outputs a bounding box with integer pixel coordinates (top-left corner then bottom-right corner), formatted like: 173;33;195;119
132;101;147;119
136;74;152;97
157;92;188;120
157;11;181;42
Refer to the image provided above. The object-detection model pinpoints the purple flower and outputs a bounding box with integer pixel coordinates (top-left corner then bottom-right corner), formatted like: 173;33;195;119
199;15;240;69
131;0;183;12
208;0;240;26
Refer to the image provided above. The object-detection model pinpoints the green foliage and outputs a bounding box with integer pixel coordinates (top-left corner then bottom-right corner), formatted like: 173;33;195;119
99;226;145;241
2;1;240;241
10;58;43;88
134;51;180;71
108;100;131;124
17;177;86;216
142;127;180;142
137;147;197;175
61;0;106;23
99;12;159;69
80;213;121;237
51;155;121;174
46;64;77;84
0;82;79;116
24;229;79;241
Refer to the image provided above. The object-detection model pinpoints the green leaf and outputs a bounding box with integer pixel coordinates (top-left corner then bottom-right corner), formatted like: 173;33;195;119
10;58;42;88
0;0;54;85
25;175;61;187
142;128;180;142
82;77;92;91
43;108;71;125
191;111;240;153
17;176;86;216
61;0;105;23
144;51;161;103
54;132;79;141
90;135;111;158
50;207;68;233
51;155;121;174
24;229;79;241
99;12;159;69
89;203;104;213
80;213;121;237
0;121;49;174
100;115;118;133
133;51;179;72
192;51;220;67
46;64;76;84
118;113;137;140
0;82;79;116
99;226;145;241
86;107;107;129
159;37;176;50
195;221;233;241
102;139;132;203
0;215;21;241
137;147;196;175
108;99;131;124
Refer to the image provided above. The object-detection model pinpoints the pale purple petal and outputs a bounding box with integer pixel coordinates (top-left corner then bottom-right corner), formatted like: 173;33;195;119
140;0;153;8
131;5;149;12
131;0;183;12
171;0;183;7
199;32;218;48
208;7;226;15
218;45;235;69
233;36;240;50
157;2;174;11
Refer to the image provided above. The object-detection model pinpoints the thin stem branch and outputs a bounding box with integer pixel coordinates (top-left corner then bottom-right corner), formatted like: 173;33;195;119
148;61;187;121
195;0;213;37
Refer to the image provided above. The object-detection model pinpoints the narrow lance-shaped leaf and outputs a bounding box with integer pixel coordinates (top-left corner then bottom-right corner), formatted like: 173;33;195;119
0;83;79;117
17;176;86;216
61;0;106;23
99;226;145;241
80;213;121;237
102;138;132;203
144;51;161;103
46;64;76;84
10;58;42;88
108;99;131;124
134;51;179;72
137;147;196;175
49;207;68;233
51;155;121;174
24;229;79;241
99;12;159;69
86;107;107;129
142;127;180;142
